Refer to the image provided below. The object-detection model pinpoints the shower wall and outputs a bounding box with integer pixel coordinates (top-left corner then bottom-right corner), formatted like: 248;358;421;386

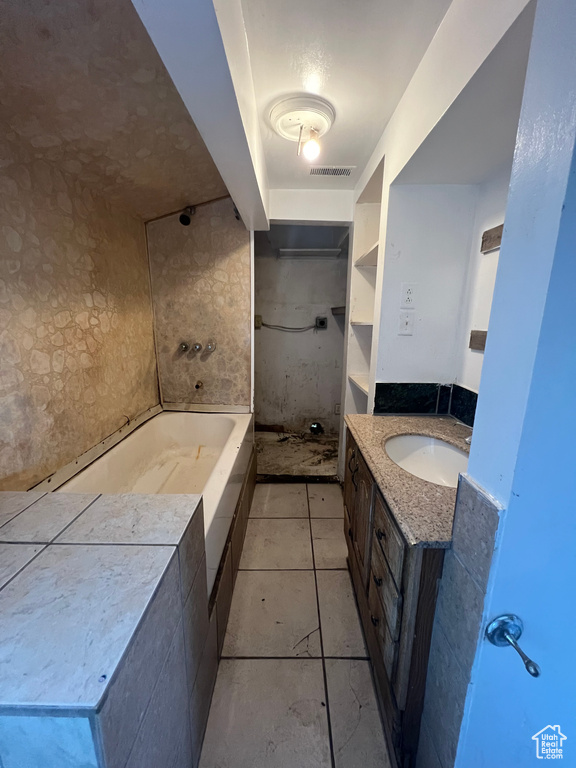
147;198;251;407
0;151;159;490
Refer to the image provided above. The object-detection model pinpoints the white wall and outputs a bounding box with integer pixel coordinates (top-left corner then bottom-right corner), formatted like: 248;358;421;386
254;246;347;434
455;167;511;392
376;184;477;383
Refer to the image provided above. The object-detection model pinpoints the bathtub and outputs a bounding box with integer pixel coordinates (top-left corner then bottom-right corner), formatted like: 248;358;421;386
57;411;254;596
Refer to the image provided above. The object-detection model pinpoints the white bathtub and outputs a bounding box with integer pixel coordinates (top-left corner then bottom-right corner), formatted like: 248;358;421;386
58;411;254;596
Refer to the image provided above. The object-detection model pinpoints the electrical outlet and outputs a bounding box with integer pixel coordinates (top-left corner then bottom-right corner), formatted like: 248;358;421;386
334;403;341;415
315;316;328;329
400;282;417;309
398;311;415;335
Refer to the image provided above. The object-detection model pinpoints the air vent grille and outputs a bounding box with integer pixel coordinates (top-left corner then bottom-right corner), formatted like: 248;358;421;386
310;167;355;177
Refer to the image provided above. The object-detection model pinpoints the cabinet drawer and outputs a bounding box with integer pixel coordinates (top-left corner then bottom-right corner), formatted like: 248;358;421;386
370;538;403;642
368;578;398;680
373;490;405;589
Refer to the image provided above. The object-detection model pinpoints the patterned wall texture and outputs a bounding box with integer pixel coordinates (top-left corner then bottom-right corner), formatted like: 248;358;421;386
0;153;159;491
147;199;251;407
0;0;227;221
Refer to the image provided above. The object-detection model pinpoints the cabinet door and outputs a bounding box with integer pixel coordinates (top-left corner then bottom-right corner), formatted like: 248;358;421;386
352;452;374;584
343;430;357;518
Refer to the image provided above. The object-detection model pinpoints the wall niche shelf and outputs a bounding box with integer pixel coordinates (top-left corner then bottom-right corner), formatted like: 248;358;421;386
331;306;346;316
350;320;373;327
348;373;369;396
354;241;379;267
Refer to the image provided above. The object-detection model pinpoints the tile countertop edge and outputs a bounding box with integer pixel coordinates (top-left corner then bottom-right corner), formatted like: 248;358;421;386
345;414;471;548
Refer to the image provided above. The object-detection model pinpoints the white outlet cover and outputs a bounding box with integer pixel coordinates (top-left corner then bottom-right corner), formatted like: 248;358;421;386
400;282;417;309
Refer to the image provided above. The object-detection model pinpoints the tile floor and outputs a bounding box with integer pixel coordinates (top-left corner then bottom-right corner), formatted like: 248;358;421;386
199;483;391;768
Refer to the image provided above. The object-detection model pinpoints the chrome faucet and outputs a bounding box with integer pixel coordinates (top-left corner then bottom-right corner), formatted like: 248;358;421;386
192;342;203;353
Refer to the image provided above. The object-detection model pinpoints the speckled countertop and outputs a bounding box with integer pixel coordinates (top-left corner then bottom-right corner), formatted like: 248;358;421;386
345;414;472;548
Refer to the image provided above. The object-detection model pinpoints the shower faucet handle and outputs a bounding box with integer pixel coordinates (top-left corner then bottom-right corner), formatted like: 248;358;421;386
486;614;541;677
192;342;203;353
206;341;217;353
178;341;189;353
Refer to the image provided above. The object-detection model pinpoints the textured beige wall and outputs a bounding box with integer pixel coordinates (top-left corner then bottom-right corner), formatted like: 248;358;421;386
147;199;251;406
0;158;159;491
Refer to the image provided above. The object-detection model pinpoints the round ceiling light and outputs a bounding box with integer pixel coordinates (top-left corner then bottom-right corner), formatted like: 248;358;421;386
269;95;335;142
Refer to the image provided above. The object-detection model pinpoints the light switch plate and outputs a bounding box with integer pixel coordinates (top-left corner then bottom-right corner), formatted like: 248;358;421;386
398;311;415;335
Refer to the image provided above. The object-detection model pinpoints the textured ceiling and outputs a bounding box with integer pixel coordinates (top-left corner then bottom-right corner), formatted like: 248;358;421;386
0;0;228;221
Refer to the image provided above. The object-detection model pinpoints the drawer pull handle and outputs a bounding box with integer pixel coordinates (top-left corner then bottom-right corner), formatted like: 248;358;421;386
371;615;379;627
376;528;386;542
348;450;356;472
373;575;383;587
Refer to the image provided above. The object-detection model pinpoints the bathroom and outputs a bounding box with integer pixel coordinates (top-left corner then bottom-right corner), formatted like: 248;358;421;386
1;0;575;767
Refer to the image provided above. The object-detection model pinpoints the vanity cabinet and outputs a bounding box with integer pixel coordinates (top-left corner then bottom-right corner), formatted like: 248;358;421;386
343;430;444;768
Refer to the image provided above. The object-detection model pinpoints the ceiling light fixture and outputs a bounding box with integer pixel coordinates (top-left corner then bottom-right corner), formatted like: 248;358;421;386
270;95;335;162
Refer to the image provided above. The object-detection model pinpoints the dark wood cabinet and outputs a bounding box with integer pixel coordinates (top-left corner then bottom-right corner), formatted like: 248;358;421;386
343;429;444;768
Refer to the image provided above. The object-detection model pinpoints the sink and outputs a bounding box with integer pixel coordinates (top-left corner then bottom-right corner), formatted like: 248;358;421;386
385;435;468;488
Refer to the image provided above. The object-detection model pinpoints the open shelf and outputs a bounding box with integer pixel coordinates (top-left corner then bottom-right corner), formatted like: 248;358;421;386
350;319;373;327
348;373;369;395
331;306;346;316
354;241;379;267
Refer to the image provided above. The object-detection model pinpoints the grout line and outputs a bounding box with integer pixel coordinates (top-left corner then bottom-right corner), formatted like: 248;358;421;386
0;544;48;593
0;492;48;531
49;494;102;543
306;484;337;768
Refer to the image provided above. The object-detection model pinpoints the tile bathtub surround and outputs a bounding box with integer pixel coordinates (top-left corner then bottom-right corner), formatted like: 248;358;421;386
0;543;45;590
56;493;203;547
0;543;177;708
0;492;45;528
416;475;501;768
0;493;98;543
147;198;251;407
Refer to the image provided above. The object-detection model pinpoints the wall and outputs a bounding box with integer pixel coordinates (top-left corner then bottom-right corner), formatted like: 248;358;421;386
455;168;511;392
254;243;347;434
147;198;251;407
377;184;477;384
0;153;159;491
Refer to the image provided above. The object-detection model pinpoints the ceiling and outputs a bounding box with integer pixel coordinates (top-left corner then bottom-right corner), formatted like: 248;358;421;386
395;2;535;186
241;0;453;191
0;0;227;221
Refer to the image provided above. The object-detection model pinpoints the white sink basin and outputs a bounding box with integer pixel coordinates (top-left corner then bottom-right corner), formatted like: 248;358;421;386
385;435;468;488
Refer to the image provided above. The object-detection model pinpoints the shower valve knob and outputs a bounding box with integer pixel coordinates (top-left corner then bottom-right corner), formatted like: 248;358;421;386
206;341;217;353
178;341;189;353
192;342;203;353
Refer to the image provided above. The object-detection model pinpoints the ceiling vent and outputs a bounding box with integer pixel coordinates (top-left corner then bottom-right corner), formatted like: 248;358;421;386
310;167;355;177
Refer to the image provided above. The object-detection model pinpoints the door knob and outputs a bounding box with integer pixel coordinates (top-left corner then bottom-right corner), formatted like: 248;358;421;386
486;614;541;677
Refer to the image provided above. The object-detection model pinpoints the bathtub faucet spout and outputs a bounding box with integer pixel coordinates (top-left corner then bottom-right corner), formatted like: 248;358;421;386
195;381;203;390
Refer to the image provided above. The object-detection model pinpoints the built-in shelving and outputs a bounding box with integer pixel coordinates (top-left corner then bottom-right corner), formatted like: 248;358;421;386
331;306;346;316
350;320;373;327
354;241;379;267
348;373;369;395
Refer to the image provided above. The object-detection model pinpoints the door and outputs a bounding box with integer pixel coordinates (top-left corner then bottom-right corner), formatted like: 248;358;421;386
455;2;576;763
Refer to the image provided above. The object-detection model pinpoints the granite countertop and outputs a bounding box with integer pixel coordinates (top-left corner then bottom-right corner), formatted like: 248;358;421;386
345;414;472;548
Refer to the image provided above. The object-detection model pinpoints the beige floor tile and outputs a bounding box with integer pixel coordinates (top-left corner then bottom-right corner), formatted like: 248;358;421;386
316;570;367;657
325;659;390;768
240;519;313;569
199;659;331;768
250;484;308;518
308;485;344;518
222;570;320;657
311;519;348;569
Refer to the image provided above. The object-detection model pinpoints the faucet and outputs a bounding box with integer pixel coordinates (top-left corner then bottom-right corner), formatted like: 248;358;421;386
465;432;472;445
